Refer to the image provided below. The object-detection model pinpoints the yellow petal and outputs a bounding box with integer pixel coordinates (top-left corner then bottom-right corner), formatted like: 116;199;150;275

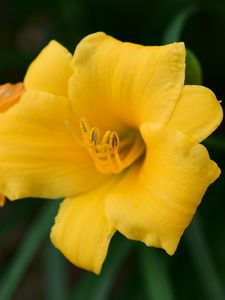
51;180;116;274
0;90;108;200
0;82;24;112
24;41;73;97
168;85;223;142
70;32;185;131
106;123;220;255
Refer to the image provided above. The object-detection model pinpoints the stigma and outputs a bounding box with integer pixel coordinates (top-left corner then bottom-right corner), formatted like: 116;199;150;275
65;118;145;174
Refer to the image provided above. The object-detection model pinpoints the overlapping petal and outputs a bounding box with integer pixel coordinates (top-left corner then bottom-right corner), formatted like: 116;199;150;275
168;85;223;142
69;32;185;132
106;123;220;255
24;41;73;97
0;90;109;200
51;180;116;274
0;82;24;112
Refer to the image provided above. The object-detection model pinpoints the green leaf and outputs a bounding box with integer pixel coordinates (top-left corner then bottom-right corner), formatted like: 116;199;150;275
163;5;197;44
163;5;202;84
67;234;134;300
0;200;61;300
139;247;175;300
91;237;133;300
67;273;97;300
185;216;225;300
44;244;68;300
162;5;202;85
185;49;202;85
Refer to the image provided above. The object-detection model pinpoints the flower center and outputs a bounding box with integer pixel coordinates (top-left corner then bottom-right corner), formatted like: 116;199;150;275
65;118;145;174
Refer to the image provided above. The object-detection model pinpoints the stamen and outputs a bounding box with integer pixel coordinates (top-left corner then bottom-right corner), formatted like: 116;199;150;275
64;120;86;147
80;117;89;133
90;128;100;145
110;131;119;149
101;131;112;146
65;117;144;174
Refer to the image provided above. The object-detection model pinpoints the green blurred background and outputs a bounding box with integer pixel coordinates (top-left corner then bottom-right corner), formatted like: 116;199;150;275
0;0;224;299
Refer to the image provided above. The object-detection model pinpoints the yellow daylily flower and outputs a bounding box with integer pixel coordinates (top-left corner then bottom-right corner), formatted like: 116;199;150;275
0;82;25;206
0;33;223;274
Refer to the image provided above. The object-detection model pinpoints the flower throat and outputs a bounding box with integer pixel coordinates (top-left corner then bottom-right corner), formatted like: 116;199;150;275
65;118;144;175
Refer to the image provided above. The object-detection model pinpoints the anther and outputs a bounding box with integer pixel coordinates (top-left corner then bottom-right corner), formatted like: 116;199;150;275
110;131;119;149
101;131;112;146
90;128;100;145
80;118;89;134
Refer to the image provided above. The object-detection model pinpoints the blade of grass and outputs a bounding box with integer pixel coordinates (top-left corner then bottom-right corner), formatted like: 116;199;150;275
185;49;202;85
67;234;134;300
139;247;174;300
112;267;138;300
185;216;225;300
163;5;197;44
0;200;61;300
67;273;97;300
162;5;203;86
44;244;68;300
90;237;134;300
